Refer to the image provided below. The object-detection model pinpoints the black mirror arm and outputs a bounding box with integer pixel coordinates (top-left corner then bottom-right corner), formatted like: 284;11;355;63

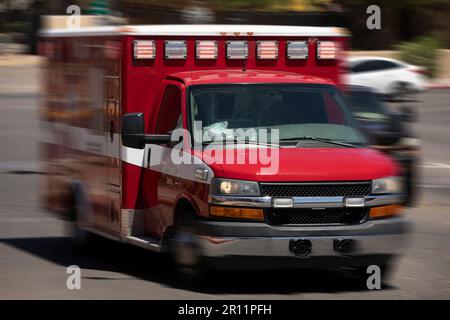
144;134;171;145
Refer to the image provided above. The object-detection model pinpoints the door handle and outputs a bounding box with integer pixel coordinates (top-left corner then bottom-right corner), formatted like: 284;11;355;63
146;147;152;168
109;121;114;142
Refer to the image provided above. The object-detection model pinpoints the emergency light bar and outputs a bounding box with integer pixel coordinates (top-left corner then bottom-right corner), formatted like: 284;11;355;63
196;40;218;59
286;41;308;59
133;40;155;59
317;41;338;60
132;39;338;61
256;41;278;59
165;40;187;59
226;41;248;59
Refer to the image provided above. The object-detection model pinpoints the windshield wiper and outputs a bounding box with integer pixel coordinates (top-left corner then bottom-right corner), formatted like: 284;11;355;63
202;137;282;148
279;136;360;148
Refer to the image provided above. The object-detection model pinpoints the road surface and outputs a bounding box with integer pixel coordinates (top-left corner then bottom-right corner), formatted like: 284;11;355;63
0;66;449;299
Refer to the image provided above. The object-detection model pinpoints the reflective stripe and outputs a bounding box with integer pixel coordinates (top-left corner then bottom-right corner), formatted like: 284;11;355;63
40;121;214;184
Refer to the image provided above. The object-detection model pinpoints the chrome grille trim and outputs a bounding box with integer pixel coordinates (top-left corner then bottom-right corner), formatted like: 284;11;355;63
209;194;403;208
260;182;371;198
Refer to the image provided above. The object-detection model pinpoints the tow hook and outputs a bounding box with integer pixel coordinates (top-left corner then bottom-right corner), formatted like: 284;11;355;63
289;239;312;257
333;238;357;254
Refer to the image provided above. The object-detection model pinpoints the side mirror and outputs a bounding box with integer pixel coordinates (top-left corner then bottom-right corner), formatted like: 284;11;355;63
121;113;171;149
122;113;145;149
399;106;415;122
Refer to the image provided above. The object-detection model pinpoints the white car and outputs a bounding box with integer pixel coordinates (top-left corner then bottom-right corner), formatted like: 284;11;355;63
346;57;428;98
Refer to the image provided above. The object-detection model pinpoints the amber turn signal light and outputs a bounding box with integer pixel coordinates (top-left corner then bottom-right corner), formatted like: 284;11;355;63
209;206;264;221
369;205;402;219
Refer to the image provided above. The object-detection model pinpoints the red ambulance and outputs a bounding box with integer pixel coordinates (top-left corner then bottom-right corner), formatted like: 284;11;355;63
39;25;409;279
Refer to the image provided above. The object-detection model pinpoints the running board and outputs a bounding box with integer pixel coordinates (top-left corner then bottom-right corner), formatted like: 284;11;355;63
125;235;161;252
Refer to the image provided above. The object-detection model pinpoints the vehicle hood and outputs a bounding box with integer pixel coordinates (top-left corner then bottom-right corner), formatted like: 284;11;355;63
194;146;399;182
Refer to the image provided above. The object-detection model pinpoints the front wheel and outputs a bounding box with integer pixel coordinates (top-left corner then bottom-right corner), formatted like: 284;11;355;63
388;81;411;101
66;203;101;253
165;211;208;285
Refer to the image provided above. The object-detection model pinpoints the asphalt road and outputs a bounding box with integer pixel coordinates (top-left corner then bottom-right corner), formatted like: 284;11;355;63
0;66;449;299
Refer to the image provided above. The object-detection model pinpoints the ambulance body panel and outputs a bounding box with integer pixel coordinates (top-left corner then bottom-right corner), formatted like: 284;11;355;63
39;25;408;271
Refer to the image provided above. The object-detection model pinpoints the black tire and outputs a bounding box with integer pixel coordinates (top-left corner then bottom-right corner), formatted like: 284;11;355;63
68;221;99;253
389;81;411;102
66;195;100;253
404;159;417;207
165;210;208;285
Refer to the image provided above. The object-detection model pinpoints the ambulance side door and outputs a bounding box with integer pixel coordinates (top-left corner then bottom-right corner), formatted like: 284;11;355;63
142;80;185;238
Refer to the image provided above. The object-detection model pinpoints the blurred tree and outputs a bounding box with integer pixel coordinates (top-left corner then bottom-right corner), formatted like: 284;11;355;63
396;36;442;77
121;0;332;11
210;0;330;11
119;0;450;48
87;0;111;14
181;1;215;23
333;0;450;48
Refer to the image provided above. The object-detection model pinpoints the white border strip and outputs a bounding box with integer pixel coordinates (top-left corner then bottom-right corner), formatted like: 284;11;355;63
39;24;350;38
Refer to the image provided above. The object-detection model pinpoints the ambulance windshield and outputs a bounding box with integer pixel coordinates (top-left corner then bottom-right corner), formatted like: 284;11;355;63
189;84;367;146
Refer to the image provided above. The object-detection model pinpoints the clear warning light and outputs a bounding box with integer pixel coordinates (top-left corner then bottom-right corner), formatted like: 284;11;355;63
286;41;308;59
165;40;187;59
226;41;248;59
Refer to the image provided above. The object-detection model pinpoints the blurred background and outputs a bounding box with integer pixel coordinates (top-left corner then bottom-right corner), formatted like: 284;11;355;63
0;0;449;299
2;0;450;54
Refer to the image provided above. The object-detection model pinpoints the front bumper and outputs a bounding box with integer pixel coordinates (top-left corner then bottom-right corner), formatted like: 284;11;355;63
194;216;410;269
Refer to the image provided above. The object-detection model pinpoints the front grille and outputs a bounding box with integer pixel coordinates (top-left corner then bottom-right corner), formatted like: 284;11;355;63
266;208;369;226
261;182;371;198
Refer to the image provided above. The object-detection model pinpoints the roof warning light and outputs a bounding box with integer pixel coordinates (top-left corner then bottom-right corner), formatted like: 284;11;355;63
133;40;155;59
226;41;248;60
257;41;278;59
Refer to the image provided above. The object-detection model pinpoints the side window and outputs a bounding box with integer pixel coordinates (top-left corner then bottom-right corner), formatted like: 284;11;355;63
352;61;372;73
155;85;182;134
353;60;400;73
373;60;400;70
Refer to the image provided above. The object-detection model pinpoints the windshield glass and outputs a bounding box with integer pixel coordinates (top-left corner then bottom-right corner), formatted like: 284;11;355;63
188;84;366;145
346;91;389;120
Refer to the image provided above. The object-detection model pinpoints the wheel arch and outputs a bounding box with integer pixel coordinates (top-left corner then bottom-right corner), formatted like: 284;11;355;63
161;195;200;250
173;194;200;223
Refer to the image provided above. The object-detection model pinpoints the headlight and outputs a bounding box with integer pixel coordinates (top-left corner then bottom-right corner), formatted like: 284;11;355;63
372;176;403;194
211;178;260;196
